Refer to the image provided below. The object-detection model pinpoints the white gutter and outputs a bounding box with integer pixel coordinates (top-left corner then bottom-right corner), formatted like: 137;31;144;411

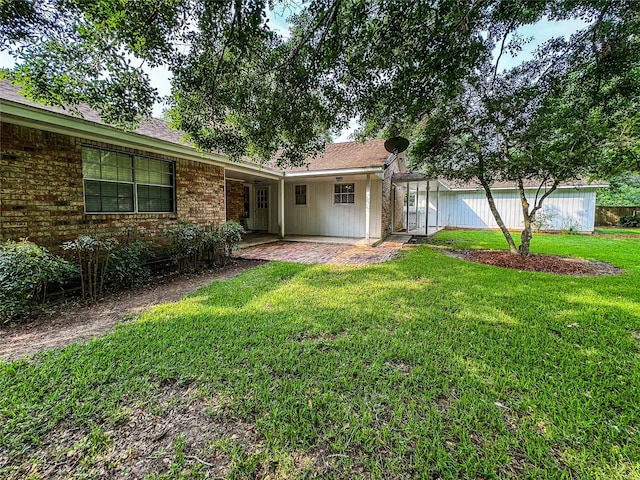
444;184;606;192
284;167;384;178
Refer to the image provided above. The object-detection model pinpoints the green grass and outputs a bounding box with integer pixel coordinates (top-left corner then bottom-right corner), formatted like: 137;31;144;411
2;230;640;478
594;227;640;236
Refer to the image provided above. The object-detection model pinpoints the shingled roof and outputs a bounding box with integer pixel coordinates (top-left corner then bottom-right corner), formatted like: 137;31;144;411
391;172;607;189
284;139;390;172
0;81;184;145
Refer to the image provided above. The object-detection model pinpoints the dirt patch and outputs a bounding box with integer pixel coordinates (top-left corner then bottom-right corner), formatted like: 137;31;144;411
2;384;258;479
445;250;621;276
0;259;264;363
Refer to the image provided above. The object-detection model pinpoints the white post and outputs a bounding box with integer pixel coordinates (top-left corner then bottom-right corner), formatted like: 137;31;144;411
365;174;371;243
425;180;430;235
279;178;285;238
405;182;409;233
436;180;440;231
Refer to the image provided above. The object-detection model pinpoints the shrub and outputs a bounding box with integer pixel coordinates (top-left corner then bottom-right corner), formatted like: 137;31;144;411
108;239;154;289
219;220;245;261
202;229;224;266
532;209;556;232
0;240;77;322
618;215;640;228
166;221;204;273
63;236;117;301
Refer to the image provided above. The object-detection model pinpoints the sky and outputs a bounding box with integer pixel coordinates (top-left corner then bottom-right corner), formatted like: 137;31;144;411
0;10;587;142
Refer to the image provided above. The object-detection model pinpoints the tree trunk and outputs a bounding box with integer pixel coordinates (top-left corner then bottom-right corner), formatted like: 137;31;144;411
517;178;533;256
478;175;519;254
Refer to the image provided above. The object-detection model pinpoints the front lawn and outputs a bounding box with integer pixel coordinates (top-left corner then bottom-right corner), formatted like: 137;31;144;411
1;231;639;478
594;227;640;236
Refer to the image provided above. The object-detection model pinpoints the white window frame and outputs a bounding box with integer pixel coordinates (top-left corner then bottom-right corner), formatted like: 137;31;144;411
82;146;176;214
294;184;308;206
334;182;355;205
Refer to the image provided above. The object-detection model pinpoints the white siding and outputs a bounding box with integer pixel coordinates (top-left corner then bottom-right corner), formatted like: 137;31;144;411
284;178;382;237
438;188;597;232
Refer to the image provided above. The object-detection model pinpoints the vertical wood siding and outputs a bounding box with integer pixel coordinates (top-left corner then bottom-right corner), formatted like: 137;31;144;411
438;188;597;232
284;178;382;237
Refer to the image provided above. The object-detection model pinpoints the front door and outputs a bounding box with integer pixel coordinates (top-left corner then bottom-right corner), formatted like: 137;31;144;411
254;186;269;230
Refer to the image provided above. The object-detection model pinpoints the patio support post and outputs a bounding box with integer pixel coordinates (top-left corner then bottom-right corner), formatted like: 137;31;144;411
406;182;409;233
436;181;440;230
279;178;285;238
391;185;396;234
365;174;371;244
425;180;429;235
413;182;420;232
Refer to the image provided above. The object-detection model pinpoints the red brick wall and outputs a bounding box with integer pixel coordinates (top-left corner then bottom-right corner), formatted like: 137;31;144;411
0;122;225;251
225;180;245;224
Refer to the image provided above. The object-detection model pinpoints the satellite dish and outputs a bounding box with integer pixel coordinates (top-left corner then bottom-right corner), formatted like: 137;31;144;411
384;136;410;154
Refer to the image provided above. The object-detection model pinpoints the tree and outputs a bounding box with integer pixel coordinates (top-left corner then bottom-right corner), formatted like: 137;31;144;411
597;173;640;206
0;0;549;164
1;1;639;175
407;2;640;254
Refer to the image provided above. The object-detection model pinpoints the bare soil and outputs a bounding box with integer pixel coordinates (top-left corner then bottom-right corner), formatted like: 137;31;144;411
446;249;622;275
0;259;264;363
4;382;330;479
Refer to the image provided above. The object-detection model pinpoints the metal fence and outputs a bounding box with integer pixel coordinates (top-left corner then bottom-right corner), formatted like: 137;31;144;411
595;206;640;226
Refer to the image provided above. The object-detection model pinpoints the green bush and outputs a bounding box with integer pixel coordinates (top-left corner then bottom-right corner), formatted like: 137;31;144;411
202;229;224;266
166;221;204;273
63;236;117;301
0;240;77;322
618;215;640;228
219;220;245;260
108;239;154;289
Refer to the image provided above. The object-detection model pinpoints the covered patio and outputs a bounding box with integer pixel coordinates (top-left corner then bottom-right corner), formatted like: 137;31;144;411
236;235;411;265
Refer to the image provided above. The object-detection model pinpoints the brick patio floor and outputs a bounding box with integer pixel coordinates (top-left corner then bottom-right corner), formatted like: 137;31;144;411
236;240;407;266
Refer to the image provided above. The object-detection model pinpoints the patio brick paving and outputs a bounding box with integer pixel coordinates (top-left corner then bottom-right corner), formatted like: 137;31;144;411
237;240;406;266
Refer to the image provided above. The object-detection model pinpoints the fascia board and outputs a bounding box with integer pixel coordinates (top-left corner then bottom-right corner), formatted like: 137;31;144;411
284;167;384;178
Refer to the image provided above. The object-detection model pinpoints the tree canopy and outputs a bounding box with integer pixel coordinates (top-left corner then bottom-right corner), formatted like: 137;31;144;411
2;0;640;251
4;1;635;165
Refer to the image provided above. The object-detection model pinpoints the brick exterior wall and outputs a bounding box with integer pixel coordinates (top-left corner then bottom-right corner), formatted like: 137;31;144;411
0;122;225;251
225;179;245;224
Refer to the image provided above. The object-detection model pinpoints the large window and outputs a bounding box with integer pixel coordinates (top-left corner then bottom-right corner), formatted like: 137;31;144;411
334;183;355;204
294;184;307;205
82;146;175;213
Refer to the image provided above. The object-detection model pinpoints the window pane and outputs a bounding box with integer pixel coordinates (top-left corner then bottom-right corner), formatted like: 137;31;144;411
149;170;163;185
117;153;131;168
85;196;101;212
84;180;101;196
118;167;133;182
101;150;118;166
101;182;117;196
102;166;118;181
83;162;101;179
135;156;148;170
82;147;101;163
102;197;118;212
160;173;172;186
118;198;134;212
118;183;133;198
